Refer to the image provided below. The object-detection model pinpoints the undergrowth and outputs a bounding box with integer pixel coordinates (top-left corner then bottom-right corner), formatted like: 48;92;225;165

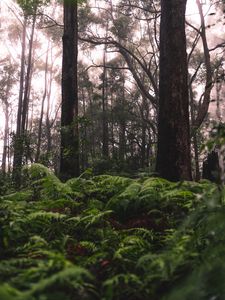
0;163;224;299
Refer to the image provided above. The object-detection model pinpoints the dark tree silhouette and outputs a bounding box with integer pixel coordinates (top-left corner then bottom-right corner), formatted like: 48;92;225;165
60;0;80;180
156;0;192;181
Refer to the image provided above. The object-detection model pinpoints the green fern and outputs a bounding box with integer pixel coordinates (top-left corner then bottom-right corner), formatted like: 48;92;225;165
0;190;33;202
23;266;93;297
67;208;113;230
22;164;74;201
105;182;141;220
122;227;155;241
92;175;133;201
0;284;22;300
103;273;143;300
113;234;151;269
1;165;225;300
37;198;81;214
142;177;174;189
66;177;95;199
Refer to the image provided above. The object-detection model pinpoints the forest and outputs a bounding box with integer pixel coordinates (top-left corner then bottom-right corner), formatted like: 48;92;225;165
0;0;225;299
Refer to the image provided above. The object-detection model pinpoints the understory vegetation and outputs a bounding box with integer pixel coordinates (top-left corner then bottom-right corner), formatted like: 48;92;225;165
0;164;225;299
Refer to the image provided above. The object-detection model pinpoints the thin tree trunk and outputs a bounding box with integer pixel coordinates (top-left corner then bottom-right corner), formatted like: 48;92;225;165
13;12;37;184
12;16;27;185
21;13;36;133
81;86;88;170
110;94;115;159
7;131;11;173
46;46;54;159
193;132;200;181
189;80;200;181
215;70;222;122
141;123;146;168
35;47;49;162
2;102;9;175
102;39;109;158
119;76;126;162
193;0;213;128
88;86;95;161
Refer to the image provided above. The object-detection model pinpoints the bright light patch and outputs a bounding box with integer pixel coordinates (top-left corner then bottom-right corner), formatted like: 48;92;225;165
0;108;5;131
186;0;200;23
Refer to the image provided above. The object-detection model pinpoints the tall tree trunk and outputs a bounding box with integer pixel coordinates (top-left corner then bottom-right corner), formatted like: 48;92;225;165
46;45;54;160
1;68;11;175
88;86;95;161
21;13;36;133
141;123;146;168
13;12;36;185
140;95;149;169
119;76;126;162
46;112;52;159
2;102;9;175
119;121;126;162
35;43;49;162
215;69;222;122
193;0;213;128
190;80;200;181
110;94;115;159
81;86;88;171
60;0;80;180
12;16;27;185
193;132;200;181
156;0;192;181
102;41;109;158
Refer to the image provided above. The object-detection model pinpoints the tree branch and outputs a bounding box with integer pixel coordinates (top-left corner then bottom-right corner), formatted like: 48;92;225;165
193;0;213;129
79;35;158;106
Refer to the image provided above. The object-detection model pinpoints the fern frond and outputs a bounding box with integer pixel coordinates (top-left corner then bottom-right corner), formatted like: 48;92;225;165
67;209;112;230
106;182;141;220
0;284;22;300
122;227;155;242
103;273;143;300
23;266;93;298
27;211;67;222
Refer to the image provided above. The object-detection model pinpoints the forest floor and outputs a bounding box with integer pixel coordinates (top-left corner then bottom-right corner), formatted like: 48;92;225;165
0;163;224;300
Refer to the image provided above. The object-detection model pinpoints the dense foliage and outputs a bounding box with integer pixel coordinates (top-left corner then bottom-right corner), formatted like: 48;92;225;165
0;164;225;299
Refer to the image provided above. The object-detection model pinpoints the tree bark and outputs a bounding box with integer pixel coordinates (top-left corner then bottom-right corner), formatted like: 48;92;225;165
2;102;9;175
46;46;54;161
102;41;109;158
21;13;36;133
140;123;146;168
156;0;192;181
193;0;213;128
60;0;80;180
119;74;126;162
12;16;27;186
35;43;49;163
